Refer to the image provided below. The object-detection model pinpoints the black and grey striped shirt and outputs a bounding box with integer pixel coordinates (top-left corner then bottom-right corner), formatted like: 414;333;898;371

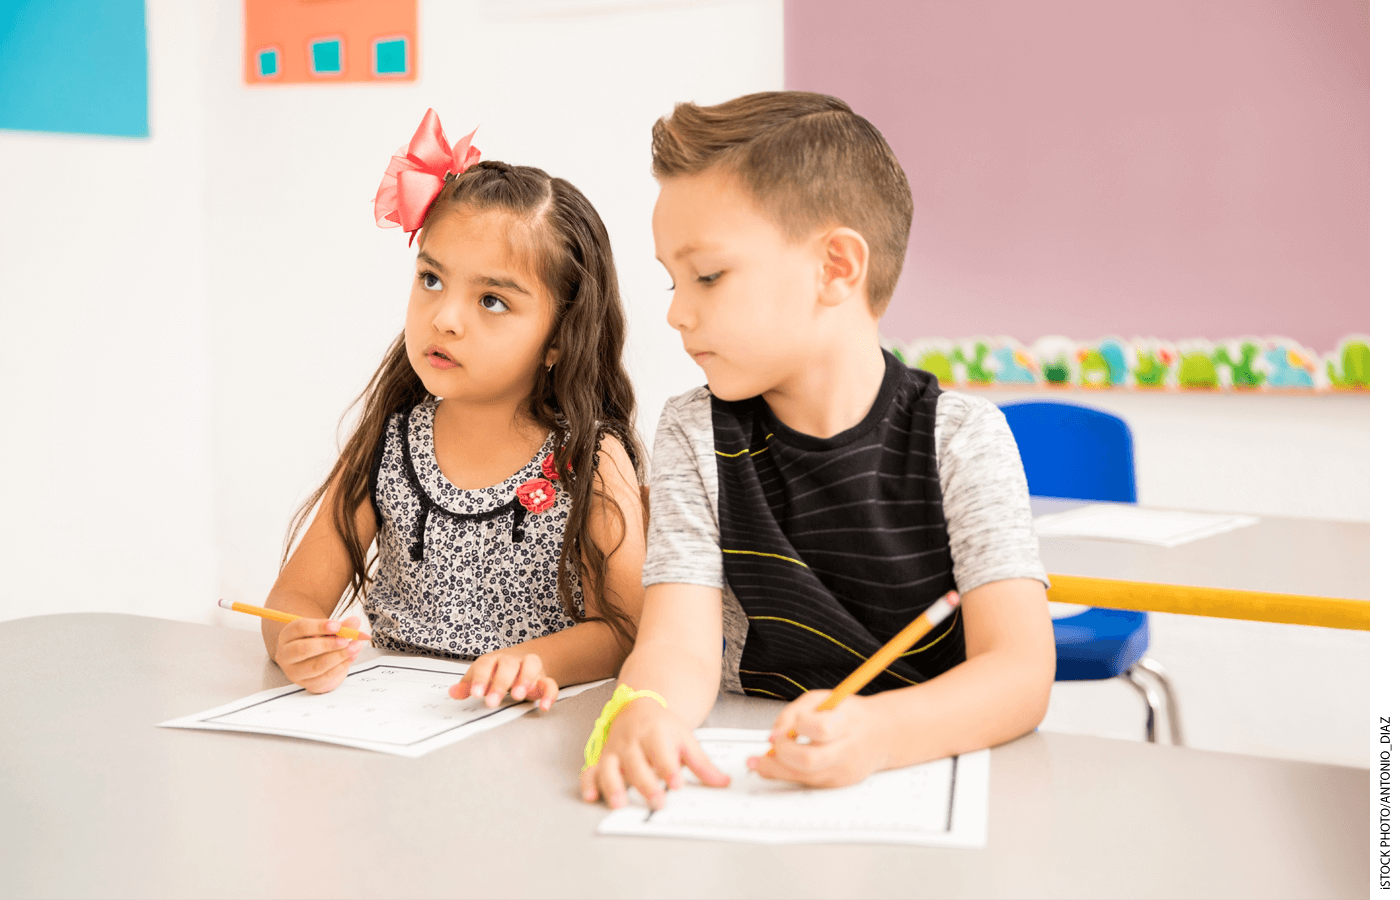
643;352;1047;699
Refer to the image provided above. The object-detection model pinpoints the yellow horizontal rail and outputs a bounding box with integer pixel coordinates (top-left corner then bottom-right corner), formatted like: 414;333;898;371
1046;573;1369;631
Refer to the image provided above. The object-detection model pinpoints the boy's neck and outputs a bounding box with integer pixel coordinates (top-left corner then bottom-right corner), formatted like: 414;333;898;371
761;331;889;440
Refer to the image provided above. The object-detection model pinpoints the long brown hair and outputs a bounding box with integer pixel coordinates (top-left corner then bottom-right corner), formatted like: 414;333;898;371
285;160;643;643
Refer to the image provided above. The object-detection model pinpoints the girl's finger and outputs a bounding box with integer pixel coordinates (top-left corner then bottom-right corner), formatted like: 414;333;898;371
530;677;559;711
485;657;520;706
280;635;350;666
302;655;354;694
468;657;499;699
292;643;359;682
510;655;543;701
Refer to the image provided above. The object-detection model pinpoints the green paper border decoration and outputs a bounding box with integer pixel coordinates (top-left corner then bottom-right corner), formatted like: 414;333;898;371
883;335;1369;393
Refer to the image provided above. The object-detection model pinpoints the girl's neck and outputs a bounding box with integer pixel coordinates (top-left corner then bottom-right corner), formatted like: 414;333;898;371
431;396;549;491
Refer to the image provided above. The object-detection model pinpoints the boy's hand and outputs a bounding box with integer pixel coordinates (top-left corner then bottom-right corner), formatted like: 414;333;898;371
747;690;890;788
273;616;366;694
580;698;730;810
451;651;558;710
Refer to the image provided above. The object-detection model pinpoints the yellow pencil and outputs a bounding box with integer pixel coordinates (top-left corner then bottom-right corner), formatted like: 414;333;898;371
217;599;371;642
817;590;961;710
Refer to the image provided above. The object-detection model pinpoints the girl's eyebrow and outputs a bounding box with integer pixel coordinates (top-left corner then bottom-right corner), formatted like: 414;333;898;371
472;274;532;297
416;251;445;270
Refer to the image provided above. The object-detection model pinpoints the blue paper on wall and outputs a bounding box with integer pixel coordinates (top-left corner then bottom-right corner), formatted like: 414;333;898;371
0;0;149;137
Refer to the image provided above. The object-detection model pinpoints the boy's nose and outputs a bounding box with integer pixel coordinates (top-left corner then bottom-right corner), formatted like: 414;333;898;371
665;292;694;332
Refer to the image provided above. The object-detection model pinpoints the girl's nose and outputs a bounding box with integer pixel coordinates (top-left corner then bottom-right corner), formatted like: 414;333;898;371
433;299;466;336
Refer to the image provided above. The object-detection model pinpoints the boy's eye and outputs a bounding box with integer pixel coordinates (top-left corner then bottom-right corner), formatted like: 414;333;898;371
480;294;509;313
420;272;443;292
697;272;722;285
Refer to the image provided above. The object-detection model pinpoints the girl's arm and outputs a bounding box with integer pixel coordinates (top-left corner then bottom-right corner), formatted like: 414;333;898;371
261;472;377;692
753;577;1056;786
452;435;649;706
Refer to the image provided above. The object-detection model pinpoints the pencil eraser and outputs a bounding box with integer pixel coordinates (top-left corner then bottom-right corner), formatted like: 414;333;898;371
218;598;233;610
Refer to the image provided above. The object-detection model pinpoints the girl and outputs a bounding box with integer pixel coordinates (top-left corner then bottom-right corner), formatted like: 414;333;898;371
262;110;646;710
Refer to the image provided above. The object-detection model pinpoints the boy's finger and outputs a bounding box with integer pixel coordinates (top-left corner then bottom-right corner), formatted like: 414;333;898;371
619;747;665;809
643;734;685;791
510;655;543;700
680;738;731;787
595;755;629;809
580;764;600;802
749;749;803;783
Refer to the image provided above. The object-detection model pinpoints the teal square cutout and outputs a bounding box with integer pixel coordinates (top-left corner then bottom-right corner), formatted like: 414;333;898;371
310;38;342;74
374;38;407;75
258;48;279;77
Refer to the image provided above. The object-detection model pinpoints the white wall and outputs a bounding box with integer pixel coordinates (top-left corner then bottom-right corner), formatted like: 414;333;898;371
0;0;783;625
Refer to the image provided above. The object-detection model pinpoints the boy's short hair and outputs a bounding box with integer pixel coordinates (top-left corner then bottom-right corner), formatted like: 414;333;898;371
651;91;913;314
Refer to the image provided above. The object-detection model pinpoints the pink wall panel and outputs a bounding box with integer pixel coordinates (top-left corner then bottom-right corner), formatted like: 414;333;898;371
784;0;1368;350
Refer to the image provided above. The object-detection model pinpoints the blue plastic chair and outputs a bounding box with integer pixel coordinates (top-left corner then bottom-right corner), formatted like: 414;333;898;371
1000;400;1183;744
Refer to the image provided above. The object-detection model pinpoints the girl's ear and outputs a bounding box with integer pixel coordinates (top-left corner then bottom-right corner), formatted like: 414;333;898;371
545;344;560;369
816;227;870;309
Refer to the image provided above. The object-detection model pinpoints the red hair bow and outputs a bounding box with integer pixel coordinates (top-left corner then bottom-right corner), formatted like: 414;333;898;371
374;109;481;243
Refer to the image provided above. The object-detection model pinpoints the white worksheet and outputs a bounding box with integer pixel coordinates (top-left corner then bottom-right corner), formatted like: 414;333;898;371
597;728;990;847
160;656;605;758
1034;503;1258;547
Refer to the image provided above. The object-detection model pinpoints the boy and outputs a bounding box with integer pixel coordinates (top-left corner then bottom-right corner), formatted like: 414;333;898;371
582;92;1054;808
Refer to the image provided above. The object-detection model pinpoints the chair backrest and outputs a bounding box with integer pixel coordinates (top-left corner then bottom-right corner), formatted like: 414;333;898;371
999;401;1137;503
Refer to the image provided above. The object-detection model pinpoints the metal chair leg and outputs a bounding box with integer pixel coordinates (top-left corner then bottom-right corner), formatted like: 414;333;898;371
1136;657;1185;746
1122;666;1165;743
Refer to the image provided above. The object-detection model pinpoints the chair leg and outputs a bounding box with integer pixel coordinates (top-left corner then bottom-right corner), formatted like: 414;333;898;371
1135;657;1185;746
1122;666;1164;743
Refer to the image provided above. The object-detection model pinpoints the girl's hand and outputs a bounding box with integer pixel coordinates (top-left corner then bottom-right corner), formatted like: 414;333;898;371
580;697;730;811
451;651;558;710
273;616;366;694
747;690;891;788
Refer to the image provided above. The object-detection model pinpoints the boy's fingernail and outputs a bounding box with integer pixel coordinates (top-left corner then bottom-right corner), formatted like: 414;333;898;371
747;757;760;770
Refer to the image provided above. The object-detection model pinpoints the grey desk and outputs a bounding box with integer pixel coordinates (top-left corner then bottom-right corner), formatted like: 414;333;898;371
0;614;1365;899
1032;498;1369;628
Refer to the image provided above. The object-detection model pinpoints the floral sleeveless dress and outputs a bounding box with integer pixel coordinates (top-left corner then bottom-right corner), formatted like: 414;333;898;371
363;400;581;660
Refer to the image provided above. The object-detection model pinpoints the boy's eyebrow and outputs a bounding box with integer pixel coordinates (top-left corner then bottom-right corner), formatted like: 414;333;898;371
658;241;715;263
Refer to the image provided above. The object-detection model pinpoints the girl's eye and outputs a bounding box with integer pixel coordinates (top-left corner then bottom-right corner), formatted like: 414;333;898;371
697;272;722;285
420;272;443;292
480;294;509;313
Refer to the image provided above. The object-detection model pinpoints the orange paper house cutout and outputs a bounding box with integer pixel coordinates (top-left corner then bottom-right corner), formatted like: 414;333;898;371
244;0;417;85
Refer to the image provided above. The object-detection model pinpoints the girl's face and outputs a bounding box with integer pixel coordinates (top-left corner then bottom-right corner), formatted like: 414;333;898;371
405;208;558;408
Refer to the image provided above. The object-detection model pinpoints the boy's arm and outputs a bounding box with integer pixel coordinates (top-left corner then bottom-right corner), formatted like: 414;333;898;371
580;581;731;808
753;577;1054;786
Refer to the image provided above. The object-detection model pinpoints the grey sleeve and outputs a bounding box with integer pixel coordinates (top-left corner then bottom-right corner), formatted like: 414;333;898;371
641;388;725;590
935;391;1049;593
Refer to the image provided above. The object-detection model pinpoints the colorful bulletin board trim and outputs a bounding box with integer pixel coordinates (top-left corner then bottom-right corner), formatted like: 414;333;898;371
884;335;1369;393
244;0;417;85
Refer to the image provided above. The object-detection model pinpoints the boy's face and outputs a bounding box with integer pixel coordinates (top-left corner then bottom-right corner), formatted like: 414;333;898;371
653;167;826;402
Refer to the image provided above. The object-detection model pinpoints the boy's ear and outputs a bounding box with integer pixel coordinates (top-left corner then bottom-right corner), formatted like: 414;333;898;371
816;227;870;309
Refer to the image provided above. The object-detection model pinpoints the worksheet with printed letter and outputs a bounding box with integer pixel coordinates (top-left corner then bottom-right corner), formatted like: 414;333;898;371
597;728;990;847
160;656;605;758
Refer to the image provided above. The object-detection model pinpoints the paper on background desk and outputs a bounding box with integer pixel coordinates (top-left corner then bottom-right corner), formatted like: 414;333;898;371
1034;504;1258;547
598;728;990;847
160;656;605;758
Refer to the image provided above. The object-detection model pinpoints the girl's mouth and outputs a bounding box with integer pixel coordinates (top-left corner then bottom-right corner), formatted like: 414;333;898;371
426;347;459;369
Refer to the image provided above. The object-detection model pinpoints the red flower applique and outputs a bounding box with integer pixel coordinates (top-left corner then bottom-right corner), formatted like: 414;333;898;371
541;451;572;481
516;478;557;514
